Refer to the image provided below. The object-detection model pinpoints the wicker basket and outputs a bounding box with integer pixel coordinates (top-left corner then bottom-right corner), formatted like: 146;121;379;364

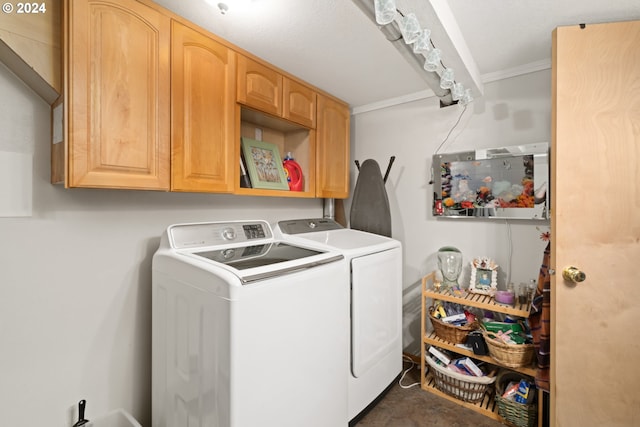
425;356;496;403
483;331;535;368
429;307;478;344
495;371;537;427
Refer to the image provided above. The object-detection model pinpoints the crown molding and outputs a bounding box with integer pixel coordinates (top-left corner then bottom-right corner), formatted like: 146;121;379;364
351;58;552;115
481;59;551;84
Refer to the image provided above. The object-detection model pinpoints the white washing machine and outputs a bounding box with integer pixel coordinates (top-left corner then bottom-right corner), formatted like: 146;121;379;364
275;218;403;423
152;220;350;427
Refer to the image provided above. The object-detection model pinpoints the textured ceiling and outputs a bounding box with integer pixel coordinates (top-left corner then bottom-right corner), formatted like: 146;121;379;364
448;0;640;78
153;0;640;108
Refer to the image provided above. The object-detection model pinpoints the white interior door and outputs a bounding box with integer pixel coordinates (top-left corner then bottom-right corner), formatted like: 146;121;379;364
551;20;640;426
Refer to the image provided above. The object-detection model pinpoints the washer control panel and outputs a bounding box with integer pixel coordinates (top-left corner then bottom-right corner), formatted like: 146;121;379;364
168;221;272;249
242;223;267;239
278;218;343;235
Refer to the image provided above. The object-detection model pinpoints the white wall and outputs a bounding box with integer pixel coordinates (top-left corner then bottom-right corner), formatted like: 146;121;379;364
351;70;552;354
0;64;322;426
0;59;553;426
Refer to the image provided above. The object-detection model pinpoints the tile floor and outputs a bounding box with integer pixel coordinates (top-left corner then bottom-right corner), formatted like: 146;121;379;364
354;358;505;427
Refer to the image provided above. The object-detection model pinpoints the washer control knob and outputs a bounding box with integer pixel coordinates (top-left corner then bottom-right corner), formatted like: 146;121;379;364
221;227;236;240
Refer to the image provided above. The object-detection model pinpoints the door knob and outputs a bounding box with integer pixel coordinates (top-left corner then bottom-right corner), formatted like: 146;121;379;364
562;266;586;283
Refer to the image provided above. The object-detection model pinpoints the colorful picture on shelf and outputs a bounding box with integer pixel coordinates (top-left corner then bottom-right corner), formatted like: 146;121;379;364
469;257;498;296
240;138;289;191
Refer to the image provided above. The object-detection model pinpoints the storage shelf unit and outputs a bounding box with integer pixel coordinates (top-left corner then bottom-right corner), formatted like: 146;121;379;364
420;272;537;423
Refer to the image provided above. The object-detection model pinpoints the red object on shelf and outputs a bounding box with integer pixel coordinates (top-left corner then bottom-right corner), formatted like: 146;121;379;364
283;154;304;191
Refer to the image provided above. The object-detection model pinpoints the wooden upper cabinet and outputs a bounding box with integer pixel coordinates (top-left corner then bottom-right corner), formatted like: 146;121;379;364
171;21;236;193
237;54;316;128
283;78;316;128
65;0;170;190
316;95;350;199
58;0;347;198
237;55;282;117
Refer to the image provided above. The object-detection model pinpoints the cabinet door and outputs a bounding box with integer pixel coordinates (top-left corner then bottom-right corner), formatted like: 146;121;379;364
316;95;350;198
171;21;235;193
237;55;282;117
283;78;316;128
67;0;170;189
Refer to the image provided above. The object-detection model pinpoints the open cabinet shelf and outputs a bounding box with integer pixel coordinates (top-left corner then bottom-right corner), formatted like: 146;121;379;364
238;107;316;198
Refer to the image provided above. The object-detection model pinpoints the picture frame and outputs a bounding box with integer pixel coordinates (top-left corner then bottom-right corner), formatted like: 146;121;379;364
240;137;289;191
469;256;498;296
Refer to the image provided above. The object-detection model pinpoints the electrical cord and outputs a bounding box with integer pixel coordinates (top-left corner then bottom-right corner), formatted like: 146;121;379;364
398;355;421;389
434;104;468;155
429;104;469;184
505;219;513;287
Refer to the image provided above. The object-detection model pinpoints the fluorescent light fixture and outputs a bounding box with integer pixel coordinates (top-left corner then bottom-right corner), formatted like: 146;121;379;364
352;0;483;107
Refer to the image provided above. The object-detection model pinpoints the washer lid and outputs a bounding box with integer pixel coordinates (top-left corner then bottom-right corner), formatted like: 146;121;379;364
193;242;326;270
181;241;343;285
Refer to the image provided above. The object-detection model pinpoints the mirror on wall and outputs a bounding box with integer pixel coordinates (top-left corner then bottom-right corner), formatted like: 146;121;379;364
432;142;549;220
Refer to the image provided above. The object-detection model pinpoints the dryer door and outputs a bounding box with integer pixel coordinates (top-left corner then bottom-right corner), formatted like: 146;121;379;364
351;247;402;377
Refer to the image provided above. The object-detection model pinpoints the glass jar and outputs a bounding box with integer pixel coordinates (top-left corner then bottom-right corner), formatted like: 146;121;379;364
517;283;529;305
506;283;516;306
437;246;463;289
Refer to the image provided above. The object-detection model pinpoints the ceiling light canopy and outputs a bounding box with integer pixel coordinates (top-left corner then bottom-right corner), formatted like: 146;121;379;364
214;0;260;15
354;0;482;107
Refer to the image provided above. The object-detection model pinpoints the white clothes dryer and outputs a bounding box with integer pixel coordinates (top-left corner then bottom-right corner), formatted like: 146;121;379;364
275;218;403;423
152;220;350;427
